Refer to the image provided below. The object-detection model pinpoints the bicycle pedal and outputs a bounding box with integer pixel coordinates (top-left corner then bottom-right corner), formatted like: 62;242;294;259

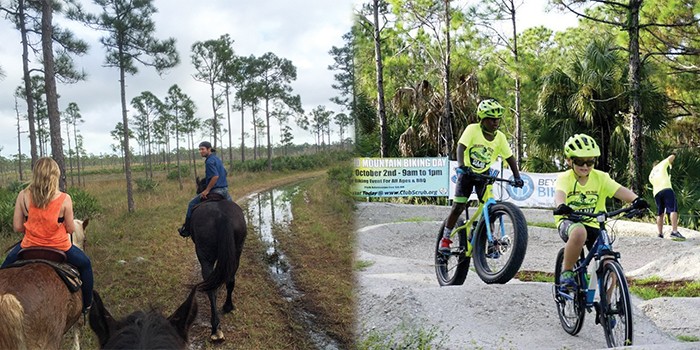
593;302;602;324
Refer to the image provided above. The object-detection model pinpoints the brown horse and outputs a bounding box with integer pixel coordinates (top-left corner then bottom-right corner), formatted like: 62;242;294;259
0;219;89;350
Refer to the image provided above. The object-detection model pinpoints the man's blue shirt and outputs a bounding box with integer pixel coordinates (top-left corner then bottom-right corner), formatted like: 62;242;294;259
205;153;228;189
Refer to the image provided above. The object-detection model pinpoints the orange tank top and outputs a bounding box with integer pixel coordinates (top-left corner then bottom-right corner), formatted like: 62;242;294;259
21;192;71;251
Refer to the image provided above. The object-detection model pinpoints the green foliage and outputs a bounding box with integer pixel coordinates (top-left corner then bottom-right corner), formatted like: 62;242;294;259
354;260;375;271
678;335;700;342
628;276;700;299
0;186;101;234
66;187;102;220
135;177;159;192
0;188;16;235
166;165;190;180
233;151;353;173
358;323;446;350
6;180;27;194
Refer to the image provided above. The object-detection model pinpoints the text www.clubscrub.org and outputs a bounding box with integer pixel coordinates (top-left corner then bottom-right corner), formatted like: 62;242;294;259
354;189;440;196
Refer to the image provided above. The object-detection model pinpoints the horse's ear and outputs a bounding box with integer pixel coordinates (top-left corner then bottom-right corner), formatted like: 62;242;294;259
89;290;118;347
82;218;90;230
168;285;198;342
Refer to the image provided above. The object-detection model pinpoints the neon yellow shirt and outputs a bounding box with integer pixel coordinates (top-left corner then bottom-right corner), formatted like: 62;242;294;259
555;169;621;227
648;158;672;196
457;123;512;174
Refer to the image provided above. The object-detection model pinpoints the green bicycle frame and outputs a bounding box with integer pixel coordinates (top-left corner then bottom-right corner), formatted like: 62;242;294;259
449;180;503;257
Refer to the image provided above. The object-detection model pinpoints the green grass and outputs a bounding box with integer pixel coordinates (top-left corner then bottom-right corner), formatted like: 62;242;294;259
628;276;700;299
515;270;555;283
401;216;434;223
0;164;347;349
358;323;446;350
678;335;700;342
355;260;375;271
528;221;557;229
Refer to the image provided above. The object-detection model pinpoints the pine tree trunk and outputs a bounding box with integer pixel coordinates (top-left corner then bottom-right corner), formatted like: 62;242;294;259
42;0;67;191
627;0;643;194
119;62;135;212
510;1;523;167
441;0;454;159
373;0;388;157
19;0;38;169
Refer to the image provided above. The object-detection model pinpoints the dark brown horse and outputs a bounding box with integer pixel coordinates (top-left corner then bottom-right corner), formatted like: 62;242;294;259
0;219;89;350
89;287;198;349
191;177;247;342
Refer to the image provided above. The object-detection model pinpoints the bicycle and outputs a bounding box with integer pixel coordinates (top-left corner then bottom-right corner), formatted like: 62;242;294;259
434;170;528;285
552;205;644;347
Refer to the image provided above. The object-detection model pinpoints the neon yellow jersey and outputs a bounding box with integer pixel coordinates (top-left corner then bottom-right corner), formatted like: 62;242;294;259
457;123;512;174
555;169;622;228
648;158;672;196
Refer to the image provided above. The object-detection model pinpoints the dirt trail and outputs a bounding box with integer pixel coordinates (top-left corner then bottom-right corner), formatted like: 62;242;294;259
355;202;700;349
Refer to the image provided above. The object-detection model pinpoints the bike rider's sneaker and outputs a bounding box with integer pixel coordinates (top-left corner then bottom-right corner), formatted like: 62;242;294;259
438;237;452;255
670;231;686;240
559;270;577;292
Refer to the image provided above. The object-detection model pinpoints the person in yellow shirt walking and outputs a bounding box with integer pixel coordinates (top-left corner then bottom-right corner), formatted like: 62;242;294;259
649;154;684;240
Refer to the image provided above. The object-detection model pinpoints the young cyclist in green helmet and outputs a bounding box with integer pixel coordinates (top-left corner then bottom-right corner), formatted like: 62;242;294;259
439;99;524;254
553;134;649;291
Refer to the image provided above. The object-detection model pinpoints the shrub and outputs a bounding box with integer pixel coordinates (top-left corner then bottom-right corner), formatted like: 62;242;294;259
135;177;159;192
167;165;190;180
66;188;102;220
0;189;15;235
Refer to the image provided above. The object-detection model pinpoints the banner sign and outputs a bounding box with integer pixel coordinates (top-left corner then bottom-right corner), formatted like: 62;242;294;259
447;160;560;207
352;157;450;197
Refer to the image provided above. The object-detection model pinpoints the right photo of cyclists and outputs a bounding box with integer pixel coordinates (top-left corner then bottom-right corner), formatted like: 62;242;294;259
351;2;699;348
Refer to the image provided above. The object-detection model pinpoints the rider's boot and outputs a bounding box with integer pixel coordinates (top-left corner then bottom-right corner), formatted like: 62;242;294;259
178;218;191;237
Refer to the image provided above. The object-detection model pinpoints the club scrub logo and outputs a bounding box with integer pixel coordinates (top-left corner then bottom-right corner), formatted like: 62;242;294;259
507;173;534;201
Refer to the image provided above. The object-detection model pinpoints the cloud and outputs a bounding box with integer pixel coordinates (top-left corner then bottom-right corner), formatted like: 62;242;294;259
0;0;356;157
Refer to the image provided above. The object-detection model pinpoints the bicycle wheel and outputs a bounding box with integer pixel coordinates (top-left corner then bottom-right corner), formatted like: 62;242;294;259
472;202;528;284
553;247;586;335
600;260;633;347
435;218;470;286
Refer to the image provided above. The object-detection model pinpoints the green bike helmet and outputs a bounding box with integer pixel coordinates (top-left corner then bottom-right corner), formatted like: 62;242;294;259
564;133;601;158
477;99;505;120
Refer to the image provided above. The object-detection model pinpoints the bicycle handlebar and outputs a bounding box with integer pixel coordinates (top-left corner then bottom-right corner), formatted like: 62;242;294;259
462;169;516;186
562;206;645;224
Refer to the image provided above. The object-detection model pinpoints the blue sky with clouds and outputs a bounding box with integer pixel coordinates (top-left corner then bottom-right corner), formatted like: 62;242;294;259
0;0;576;158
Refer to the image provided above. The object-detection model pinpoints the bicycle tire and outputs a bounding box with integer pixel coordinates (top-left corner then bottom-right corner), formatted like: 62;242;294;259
600;260;633;347
472;202;528;284
554;247;586;335
435;219;470;286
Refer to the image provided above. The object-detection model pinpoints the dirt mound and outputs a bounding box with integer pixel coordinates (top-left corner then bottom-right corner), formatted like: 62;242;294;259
355;202;700;349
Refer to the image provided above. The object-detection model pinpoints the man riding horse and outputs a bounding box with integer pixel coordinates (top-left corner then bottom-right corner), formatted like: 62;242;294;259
179;141;232;237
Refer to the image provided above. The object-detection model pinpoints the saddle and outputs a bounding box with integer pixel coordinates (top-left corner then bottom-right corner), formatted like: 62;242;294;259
3;247;82;293
192;193;227;213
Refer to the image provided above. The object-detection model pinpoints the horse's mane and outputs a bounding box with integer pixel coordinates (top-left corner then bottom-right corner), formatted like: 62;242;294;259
104;310;185;349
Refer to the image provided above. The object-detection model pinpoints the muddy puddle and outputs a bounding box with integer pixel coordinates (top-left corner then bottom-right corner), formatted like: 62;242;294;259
246;185;341;350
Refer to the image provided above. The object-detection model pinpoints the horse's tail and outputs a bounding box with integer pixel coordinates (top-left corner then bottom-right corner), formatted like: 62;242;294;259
0;293;26;349
198;212;237;292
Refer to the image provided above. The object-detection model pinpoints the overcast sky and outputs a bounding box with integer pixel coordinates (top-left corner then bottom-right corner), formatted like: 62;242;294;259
0;0;576;158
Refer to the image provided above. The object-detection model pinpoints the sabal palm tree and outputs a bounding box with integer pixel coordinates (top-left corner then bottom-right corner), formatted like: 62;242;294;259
532;37;667;181
392;73;479;158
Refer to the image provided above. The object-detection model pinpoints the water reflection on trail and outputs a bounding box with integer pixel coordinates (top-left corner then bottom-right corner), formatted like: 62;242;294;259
246;186;340;350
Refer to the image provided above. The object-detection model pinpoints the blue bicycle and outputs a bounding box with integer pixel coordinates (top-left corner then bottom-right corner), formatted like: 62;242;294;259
552;205;644;347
